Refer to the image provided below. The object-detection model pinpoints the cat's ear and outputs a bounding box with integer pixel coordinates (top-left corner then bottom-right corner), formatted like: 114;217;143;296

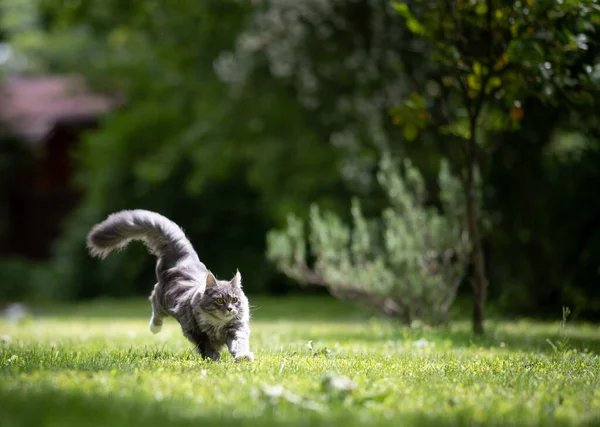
206;272;218;288
230;269;242;288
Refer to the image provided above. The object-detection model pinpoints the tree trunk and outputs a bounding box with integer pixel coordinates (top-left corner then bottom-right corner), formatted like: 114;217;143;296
466;119;488;335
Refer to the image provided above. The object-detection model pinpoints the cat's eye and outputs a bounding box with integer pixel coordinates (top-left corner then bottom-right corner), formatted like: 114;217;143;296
216;298;224;304
232;297;238;303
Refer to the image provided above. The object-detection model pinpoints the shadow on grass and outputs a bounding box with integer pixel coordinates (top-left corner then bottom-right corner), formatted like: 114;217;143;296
22;296;600;355
0;384;256;427
0;384;449;427
312;320;600;355
34;296;363;322
1;382;590;427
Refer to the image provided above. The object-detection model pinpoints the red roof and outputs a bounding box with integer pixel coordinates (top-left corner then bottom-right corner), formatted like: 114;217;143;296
0;75;117;142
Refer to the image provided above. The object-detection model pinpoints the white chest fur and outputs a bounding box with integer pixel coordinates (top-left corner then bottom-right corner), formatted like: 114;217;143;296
198;315;229;341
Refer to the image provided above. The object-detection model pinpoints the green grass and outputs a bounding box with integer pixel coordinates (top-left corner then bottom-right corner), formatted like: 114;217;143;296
1;296;600;427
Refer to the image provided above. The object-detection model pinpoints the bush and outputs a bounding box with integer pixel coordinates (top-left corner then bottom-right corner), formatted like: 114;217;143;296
0;257;54;303
267;154;472;325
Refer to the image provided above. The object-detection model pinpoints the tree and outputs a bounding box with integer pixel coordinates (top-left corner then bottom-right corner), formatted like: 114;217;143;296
392;0;600;333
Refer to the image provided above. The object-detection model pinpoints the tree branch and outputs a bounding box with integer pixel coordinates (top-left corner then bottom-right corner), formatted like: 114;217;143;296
278;263;411;323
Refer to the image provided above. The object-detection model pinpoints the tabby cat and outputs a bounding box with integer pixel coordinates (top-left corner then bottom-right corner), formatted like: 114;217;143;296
86;209;254;362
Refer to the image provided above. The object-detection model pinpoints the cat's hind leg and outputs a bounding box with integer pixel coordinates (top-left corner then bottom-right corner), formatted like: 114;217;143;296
149;284;165;334
149;313;164;334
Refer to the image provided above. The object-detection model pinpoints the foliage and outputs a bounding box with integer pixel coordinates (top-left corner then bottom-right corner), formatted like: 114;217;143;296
14;0;354;298
217;0;411;190
391;0;600;131
1;0;600;321
0;0;44;73
268;155;472;324
488;127;600;318
0;258;36;303
389;0;600;332
2;297;600;426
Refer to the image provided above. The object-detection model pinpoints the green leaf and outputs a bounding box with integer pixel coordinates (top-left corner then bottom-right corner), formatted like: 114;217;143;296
403;123;419;141
467;74;481;91
407;19;427;35
392;1;426;35
475;2;488;15
489;77;502;89
391;1;410;14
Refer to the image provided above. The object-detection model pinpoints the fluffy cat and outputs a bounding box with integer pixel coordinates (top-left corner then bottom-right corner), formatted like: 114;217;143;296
86;209;254;362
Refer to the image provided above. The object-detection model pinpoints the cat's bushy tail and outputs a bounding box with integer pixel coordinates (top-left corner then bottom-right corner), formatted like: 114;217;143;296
86;210;196;260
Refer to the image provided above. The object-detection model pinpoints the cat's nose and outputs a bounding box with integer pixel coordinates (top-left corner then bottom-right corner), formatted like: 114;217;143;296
226;306;233;312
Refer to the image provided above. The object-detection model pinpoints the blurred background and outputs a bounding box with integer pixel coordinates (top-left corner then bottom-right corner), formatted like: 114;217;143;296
0;0;598;323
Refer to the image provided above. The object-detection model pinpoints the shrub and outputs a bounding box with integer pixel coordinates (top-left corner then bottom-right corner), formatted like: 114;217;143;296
267;154;472;325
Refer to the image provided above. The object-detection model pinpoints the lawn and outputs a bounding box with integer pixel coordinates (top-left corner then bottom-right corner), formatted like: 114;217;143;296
1;296;599;427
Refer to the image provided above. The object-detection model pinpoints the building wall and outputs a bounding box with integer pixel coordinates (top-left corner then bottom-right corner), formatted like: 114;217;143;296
5;121;95;259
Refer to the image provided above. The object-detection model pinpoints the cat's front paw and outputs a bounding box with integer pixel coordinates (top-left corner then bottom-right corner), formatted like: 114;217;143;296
149;320;162;334
234;351;254;362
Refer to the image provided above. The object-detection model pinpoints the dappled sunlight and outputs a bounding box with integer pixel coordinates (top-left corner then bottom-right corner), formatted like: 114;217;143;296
4;298;600;357
2;298;600;426
1;0;600;425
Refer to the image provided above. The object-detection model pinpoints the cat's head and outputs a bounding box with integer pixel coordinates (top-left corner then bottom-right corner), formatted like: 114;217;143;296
199;270;247;322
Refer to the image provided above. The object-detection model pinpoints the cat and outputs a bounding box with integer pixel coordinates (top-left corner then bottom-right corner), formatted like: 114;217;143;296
86;209;254;362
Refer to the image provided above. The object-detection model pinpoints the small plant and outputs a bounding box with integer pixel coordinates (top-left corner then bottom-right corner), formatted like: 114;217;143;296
306;340;332;357
267;154;474;325
546;306;571;353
